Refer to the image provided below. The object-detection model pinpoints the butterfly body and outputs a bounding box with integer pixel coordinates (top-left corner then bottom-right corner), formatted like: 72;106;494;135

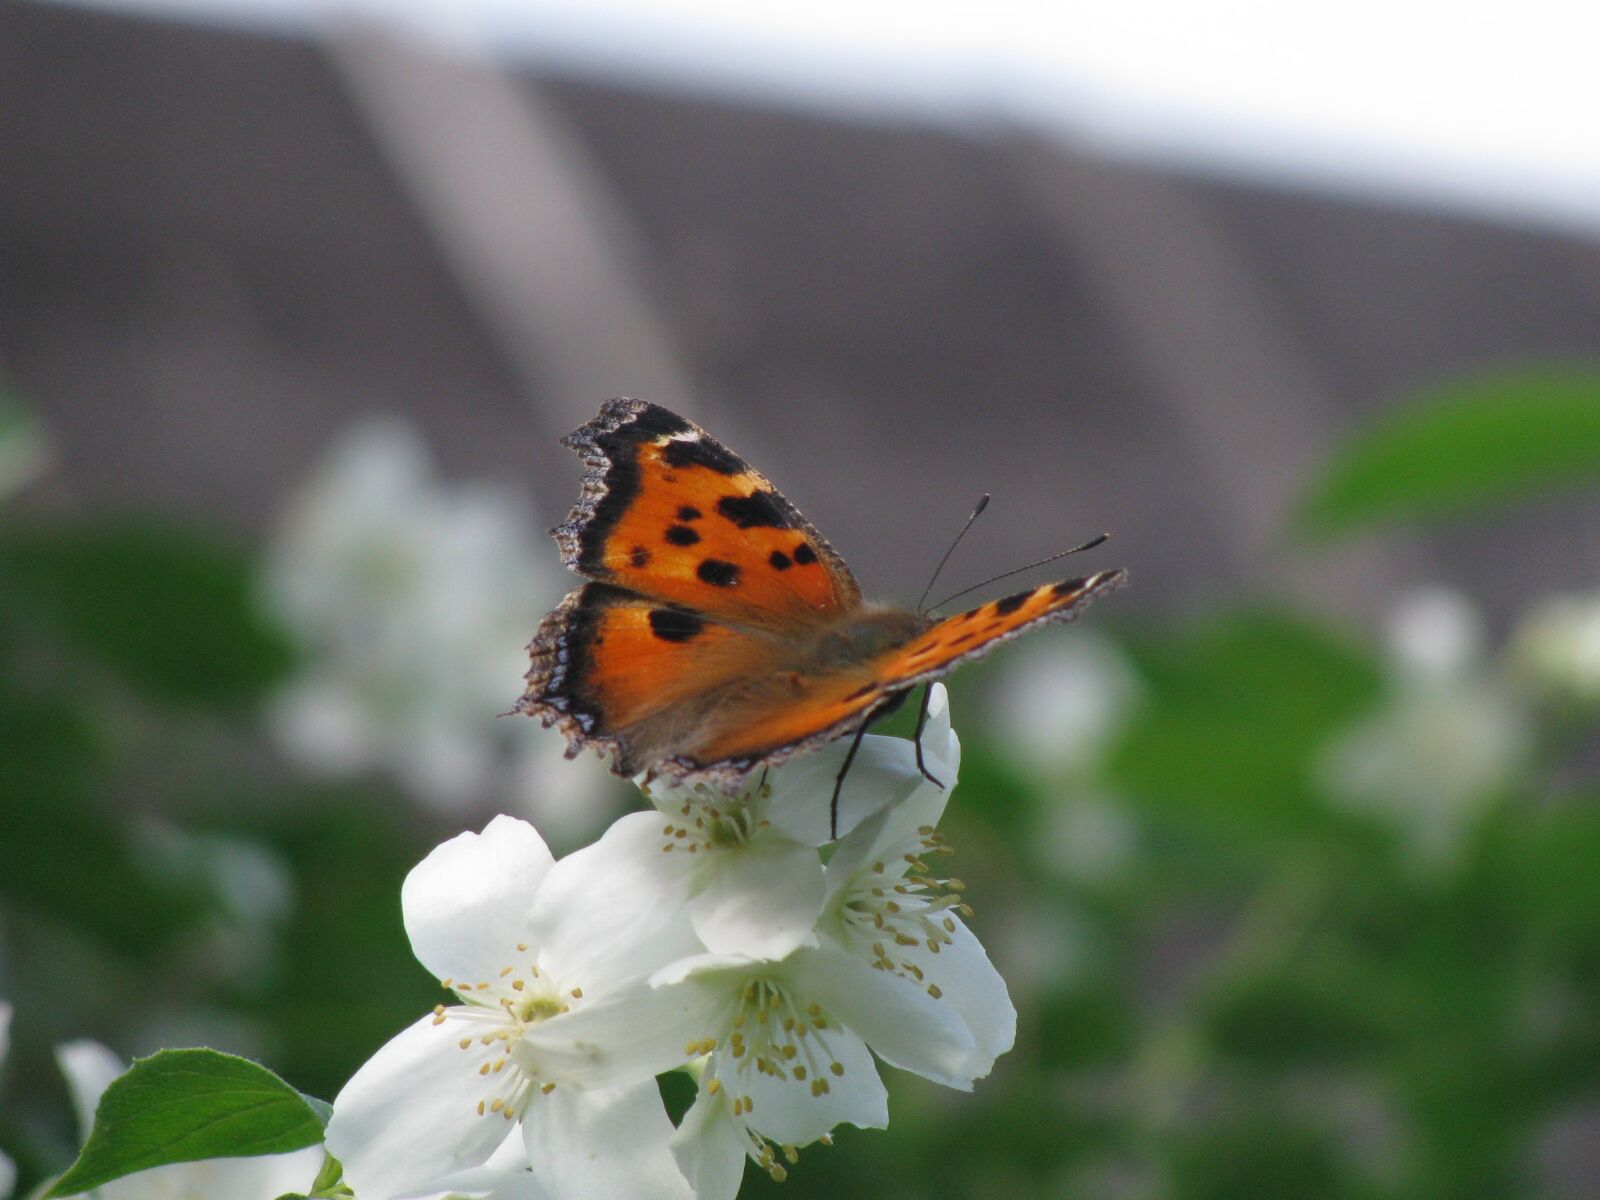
518;399;1125;788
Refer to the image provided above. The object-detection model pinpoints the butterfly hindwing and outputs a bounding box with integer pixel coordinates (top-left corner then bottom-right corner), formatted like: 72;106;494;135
554;399;861;627
519;581;783;775
678;570;1126;776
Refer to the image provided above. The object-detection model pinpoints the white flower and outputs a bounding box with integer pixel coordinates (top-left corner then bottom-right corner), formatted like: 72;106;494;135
1385;586;1486;682
652;688;1014;1198
326;815;702;1200
983;635;1142;886
52;1040;320;1200
658;944;975;1196
819;689;1014;1081
626;716;936;961
985;632;1140;778
1510;592;1600;706
1320;588;1529;867
265;417;609;826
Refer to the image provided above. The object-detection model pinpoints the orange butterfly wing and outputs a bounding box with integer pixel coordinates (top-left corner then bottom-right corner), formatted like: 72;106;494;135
521;398;1127;789
519;581;779;774
553;399;860;627
681;569;1127;775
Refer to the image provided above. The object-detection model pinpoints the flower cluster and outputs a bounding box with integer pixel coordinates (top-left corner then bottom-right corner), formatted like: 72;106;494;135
262;417;615;837
1319;588;1532;868
327;685;1014;1200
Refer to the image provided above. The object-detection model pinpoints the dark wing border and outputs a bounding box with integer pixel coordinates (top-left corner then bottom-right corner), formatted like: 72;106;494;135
515;581;629;767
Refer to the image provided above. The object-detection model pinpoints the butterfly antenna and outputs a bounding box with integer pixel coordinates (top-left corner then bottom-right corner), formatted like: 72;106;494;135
929;532;1110;612
916;494;991;612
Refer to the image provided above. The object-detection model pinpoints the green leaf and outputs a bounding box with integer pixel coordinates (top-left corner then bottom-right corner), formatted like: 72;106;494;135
306;1148;347;1195
47;1050;325;1197
1295;367;1600;539
0;520;295;709
0;795;206;957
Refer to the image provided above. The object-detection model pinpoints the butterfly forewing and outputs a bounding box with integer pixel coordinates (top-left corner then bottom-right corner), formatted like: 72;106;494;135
555;400;860;628
520;581;778;774
681;571;1126;774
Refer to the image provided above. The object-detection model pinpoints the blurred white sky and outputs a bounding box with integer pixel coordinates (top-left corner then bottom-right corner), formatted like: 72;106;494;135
71;0;1600;235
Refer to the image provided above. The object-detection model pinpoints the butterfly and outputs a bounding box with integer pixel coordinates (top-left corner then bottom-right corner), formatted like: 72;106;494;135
517;399;1125;828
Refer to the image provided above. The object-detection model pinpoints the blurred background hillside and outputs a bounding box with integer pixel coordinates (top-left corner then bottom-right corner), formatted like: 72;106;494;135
2;2;1599;1197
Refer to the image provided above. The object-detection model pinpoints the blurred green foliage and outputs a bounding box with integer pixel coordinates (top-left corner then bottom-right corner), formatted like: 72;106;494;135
1295;367;1600;539
0;521;295;709
2;367;1598;1199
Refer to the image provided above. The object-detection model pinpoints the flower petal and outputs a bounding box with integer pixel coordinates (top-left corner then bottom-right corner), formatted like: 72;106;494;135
914;918;1016;1081
742;1022;886;1146
95;1151;323;1200
411;1131;549;1200
669;1088;748;1200
327;1013;513;1200
688;834;823;959
649;951;760;989
793;946;976;1089
55;1040;125;1137
762;735;925;846
523;1081;694;1200
402;816;555;986
521;979;722;1089
822;776;950;900
526;812;701;986
920;683;960;775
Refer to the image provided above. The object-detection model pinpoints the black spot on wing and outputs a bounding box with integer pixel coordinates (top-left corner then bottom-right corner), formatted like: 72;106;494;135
792;542;818;565
1053;576;1091;597
993;590;1033;616
629;545;651;568
661;436;745;475
697;559;741;587
677;505;702;521
716;491;791;529
665;524;700;546
768;550;792;571
648;608;706;643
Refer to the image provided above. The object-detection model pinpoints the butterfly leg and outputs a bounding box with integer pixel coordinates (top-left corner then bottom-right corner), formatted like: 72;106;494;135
912;682;946;790
830;722;871;841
